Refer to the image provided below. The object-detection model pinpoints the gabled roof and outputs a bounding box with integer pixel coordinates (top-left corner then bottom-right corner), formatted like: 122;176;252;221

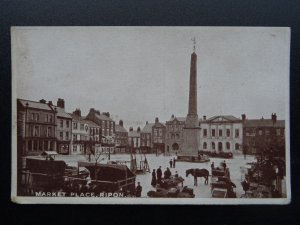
94;113;114;122
115;124;128;133
153;122;166;128
18;99;53;111
141;123;154;133
54;106;72;119
83;119;100;127
204;115;241;123
244;119;285;128
168;116;186;122
128;130;140;138
68;113;85;122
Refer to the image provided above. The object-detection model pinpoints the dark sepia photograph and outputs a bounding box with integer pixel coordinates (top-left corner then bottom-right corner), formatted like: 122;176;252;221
11;26;290;204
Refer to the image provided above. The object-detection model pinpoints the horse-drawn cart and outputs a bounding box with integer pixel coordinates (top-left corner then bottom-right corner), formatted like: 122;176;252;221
210;168;236;198
147;176;194;198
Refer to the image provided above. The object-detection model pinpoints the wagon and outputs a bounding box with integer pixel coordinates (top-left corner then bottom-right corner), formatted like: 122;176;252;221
147;186;195;198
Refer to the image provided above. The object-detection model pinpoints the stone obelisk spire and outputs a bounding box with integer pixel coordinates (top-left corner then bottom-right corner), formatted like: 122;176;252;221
181;37;201;156
186;37;199;128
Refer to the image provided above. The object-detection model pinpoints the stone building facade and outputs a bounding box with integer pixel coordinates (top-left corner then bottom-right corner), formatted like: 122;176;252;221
115;120;128;153
128;127;141;153
152;117;166;154
140;121;154;153
17;99;57;156
165;115;186;153
199;115;243;153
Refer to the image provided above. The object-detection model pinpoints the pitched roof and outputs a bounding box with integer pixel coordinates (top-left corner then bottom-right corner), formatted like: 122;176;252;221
68;113;85;122
141;123;154;133
115;124;128;133
244;119;285;128
205;115;241;122
18;99;53;111
54;106;72;119
168;116;186;122
94;113;114;122
83;119;100;127
128;130;140;138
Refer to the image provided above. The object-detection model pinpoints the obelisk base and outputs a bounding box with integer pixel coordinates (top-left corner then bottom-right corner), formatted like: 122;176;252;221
180;127;201;156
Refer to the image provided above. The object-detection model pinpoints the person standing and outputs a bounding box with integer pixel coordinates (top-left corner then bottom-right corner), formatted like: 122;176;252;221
157;166;162;181
151;169;157;187
135;182;142;197
211;161;215;172
169;159;173;168
223;160;227;171
173;158;176;168
164;167;172;179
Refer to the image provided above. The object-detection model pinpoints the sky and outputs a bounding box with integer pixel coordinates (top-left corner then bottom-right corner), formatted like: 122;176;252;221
12;27;290;130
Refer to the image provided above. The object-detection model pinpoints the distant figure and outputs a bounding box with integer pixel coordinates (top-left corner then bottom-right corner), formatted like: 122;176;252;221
175;171;179;178
156;166;162;181
169;159;173;168
151;169;157;187
211;162;215;171
135;182;142;197
223;160;227;171
173;158;176;168
164;167;172;179
198;153;201;160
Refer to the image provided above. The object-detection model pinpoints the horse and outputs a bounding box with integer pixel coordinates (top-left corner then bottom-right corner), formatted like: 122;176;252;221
186;168;209;186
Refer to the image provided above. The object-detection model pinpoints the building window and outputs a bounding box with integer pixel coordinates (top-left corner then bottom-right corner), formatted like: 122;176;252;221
226;129;230;137
235;143;240;150
212;129;216;137
235;129;239;138
203;142;207;149
28;140;32;151
219;129;223;137
226;142;230;150
211;142;215;150
218;142;223;151
80;145;84;152
60;132;63;140
66;132;69;140
73;134;77;141
33;140;38;151
203;129;207;137
176;134;179;139
73;123;78;130
44;141;48;150
80;124;84;131
34;126;39;136
73;145;77;152
49;115;53;122
47;127;52;137
66;120;70;128
45;114;48;122
60;119;63;128
258;129;263;135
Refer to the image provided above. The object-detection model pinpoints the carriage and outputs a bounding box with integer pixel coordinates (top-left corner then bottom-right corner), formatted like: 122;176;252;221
210;167;236;198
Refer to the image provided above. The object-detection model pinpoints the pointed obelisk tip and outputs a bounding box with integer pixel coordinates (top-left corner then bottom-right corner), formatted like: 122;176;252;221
192;37;196;52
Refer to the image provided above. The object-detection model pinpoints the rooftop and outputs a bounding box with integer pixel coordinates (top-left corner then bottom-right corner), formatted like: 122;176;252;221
141;123;154;133
128;130;140;138
18;99;53;111
115;124;128;133
244;119;285;128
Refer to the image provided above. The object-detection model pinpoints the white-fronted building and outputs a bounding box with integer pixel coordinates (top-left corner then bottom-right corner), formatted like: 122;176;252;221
199;115;243;153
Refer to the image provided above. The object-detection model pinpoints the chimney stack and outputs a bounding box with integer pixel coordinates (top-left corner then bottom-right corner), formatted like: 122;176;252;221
241;114;246;123
48;101;53;106
272;113;277;123
137;127;141;132
146;121;148;125
39;99;46;104
129;127;133;132
57;98;65;109
155;117;159;123
203;115;206;120
119;120;123;127
73;108;81;117
171;114;175;119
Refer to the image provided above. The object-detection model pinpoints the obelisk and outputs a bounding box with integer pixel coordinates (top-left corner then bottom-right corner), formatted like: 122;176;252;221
181;38;201;156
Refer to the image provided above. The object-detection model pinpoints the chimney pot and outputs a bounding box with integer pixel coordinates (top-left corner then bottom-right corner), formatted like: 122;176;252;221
203;115;206;120
57;98;65;109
